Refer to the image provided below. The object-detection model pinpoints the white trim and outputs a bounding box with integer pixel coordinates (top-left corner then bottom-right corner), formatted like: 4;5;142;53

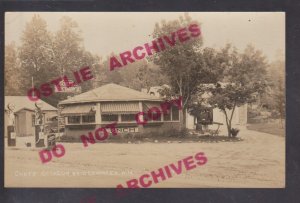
96;103;101;124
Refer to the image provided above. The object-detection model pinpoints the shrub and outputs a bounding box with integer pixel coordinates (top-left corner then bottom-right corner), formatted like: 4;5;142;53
231;128;240;137
166;127;189;138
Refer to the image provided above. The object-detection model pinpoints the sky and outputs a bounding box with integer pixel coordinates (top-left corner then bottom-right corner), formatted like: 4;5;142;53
5;12;285;61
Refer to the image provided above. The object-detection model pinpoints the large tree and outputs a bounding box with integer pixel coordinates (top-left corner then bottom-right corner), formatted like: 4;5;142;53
19;14;56;95
52;16;100;93
151;14;221;128
119;61;166;91
18;15;100;106
207;45;268;136
260;50;285;127
5;42;22;95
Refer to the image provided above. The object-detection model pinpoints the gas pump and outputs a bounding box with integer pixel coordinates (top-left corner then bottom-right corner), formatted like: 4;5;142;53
7;104;16;147
44;122;56;149
34;103;56;149
35;103;46;148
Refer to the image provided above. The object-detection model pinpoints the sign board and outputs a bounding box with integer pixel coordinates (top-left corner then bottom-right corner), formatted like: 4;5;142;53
39;132;45;139
116;127;139;133
55;80;81;93
11;132;16;139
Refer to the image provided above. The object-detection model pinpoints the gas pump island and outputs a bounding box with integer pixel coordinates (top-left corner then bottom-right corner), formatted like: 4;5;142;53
6;102;56;149
34;103;56;149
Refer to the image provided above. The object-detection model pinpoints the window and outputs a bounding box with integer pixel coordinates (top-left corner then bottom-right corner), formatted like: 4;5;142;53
172;107;180;121
68;116;81;124
162;106;180;121
102;114;118;122
121;114;136;122
147;110;162;122
32;115;35;127
82;115;95;123
163;111;171;121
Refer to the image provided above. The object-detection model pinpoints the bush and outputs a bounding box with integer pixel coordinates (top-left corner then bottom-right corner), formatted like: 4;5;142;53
166;127;189;138
231;128;240;137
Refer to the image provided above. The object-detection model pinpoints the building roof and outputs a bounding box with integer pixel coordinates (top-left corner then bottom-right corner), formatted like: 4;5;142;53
5;96;57;112
59;83;162;105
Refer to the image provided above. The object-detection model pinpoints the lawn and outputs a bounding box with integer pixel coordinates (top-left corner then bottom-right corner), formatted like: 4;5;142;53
247;122;285;136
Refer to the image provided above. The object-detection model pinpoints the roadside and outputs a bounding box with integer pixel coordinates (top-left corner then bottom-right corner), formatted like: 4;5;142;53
247;121;285;137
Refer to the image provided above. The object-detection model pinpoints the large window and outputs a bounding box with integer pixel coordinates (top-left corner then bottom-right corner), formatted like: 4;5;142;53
82;115;95;123
147;110;162;122
172;107;180;121
102;114;118;122
163;111;171;121
68;116;81;124
121;114;136;122
162;106;179;121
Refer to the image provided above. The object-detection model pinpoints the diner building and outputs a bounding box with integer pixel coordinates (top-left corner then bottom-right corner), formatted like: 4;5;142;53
58;83;181;139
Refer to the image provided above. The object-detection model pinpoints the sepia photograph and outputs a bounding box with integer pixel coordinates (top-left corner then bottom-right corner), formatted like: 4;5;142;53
4;12;285;188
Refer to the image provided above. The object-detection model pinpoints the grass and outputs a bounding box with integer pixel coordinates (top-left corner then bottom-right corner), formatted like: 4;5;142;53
247;122;285;136
60;133;242;144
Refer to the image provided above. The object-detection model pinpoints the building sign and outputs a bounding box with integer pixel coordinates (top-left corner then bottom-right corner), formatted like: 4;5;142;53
55;80;81;93
39;132;45;139
11;132;16;139
116;127;139;133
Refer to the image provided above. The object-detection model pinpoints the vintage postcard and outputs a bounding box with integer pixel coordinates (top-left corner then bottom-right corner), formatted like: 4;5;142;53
4;12;285;188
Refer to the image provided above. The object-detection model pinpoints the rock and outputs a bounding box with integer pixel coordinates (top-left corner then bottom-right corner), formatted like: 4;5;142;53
154;140;158;143
178;141;182;143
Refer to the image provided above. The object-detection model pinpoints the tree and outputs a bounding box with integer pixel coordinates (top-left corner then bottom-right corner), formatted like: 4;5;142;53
18;15;101;106
98;54;166;91
207;45;268;136
19;14;56;95
52;16;100;93
100;54;124;85
5;42;22;95
151;13;218;129
53;16;84;75
119;61;166;91
263;50;285;127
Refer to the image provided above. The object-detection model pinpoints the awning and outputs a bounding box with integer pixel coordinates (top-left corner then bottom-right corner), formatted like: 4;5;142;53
61;104;95;115
101;102;140;114
143;102;162;112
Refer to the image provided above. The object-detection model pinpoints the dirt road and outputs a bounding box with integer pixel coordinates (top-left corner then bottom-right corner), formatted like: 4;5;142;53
5;129;285;188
